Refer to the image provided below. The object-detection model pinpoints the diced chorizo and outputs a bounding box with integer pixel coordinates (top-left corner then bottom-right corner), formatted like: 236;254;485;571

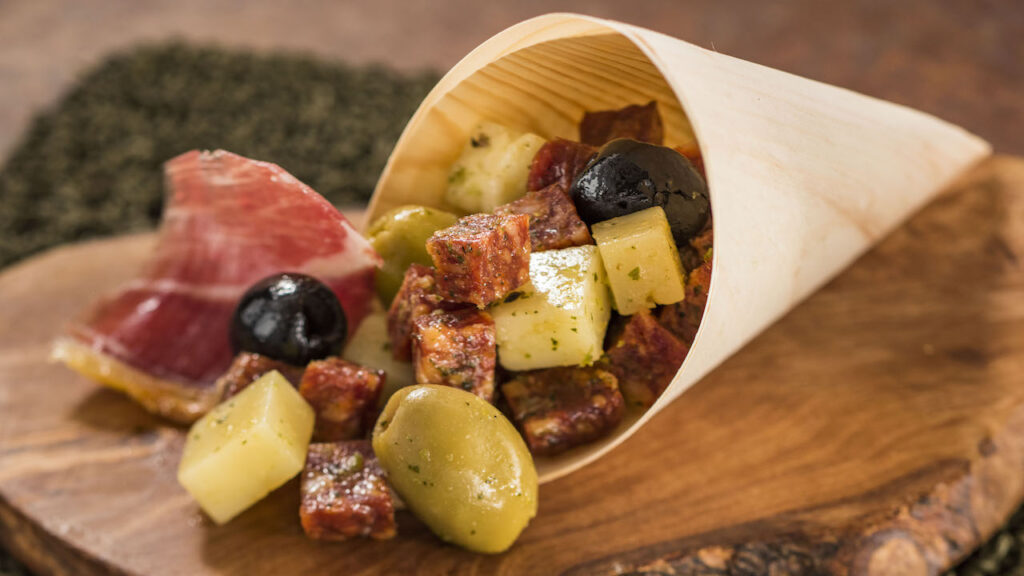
579;101;664;147
689;223;714;265
527;138;597;192
678;219;714;274
662;222;713;342
685;260;712;312
674;142;705;179
657;302;700;345
606;310;688;407
218;352;304;399
502;366;624;456
300;441;396;541
495;183;593;251
411;308;496;403
298;357;384;442
426;213;530;307
387;264;445;361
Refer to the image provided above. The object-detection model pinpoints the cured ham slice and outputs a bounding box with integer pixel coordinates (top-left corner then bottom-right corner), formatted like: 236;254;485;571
52;150;380;423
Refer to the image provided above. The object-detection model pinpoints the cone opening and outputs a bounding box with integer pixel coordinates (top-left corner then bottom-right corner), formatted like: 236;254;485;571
369;15;706;224
368;14;717;483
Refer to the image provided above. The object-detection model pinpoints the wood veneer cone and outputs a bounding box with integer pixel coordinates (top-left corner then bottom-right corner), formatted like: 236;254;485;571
368;13;992;483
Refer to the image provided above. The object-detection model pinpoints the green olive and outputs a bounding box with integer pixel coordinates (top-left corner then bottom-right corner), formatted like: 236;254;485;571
372;385;538;553
367;205;458;304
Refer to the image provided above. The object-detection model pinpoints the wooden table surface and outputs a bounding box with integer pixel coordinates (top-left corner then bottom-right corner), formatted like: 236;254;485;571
0;0;1021;162
0;2;1021;574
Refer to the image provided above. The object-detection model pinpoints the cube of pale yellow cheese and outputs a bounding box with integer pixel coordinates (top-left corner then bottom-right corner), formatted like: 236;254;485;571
492;245;612;371
445;123;546;213
591;207;687;315
342;311;414;403
177;371;314;524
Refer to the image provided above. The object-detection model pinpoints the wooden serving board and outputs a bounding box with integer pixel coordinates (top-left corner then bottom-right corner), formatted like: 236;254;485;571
1;157;1023;576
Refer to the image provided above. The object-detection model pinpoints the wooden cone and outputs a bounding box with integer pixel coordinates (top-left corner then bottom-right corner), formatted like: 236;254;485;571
369;13;992;483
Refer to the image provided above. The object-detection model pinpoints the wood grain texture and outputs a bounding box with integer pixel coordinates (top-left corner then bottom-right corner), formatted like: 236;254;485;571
1;156;1023;575
368;13;991;484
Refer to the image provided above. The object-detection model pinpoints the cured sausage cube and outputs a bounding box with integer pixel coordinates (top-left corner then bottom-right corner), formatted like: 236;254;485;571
426;213;531;307
411;309;496;403
579;101;664;147
218;352;304;399
662;226;713;343
300;441;396;541
685;260;713;313
502;366;624;456
657;302;700;345
495;183;593;251
606;310;689;408
674;143;705;179
527;138;597;192
387;264;445;361
298;358;384;442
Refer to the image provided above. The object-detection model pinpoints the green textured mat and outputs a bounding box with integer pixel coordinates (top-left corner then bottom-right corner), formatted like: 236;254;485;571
0;44;1020;576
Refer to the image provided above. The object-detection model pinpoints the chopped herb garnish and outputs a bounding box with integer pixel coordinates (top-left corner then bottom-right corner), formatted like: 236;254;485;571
628;267;641;280
448;166;466;184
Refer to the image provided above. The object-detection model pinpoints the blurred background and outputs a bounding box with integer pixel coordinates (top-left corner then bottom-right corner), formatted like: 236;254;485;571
0;1;1022;574
1;0;1021;160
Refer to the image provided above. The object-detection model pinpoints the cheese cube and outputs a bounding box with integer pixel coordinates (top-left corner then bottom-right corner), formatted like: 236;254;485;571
342;311;414;403
591;207;686;315
445;123;546;213
177;371;314;524
492;245;611;370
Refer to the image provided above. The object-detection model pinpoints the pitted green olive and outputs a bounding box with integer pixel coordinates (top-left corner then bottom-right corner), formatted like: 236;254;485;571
371;385;538;553
367;205;458;304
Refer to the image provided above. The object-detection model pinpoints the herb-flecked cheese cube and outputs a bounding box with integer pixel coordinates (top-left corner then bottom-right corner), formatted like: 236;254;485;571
491;245;611;371
591;206;686;315
177;371;314;524
445;123;547;213
343;311;414;403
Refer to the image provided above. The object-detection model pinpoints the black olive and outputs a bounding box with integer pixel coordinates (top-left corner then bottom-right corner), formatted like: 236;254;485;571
230;273;347;365
570;138;710;245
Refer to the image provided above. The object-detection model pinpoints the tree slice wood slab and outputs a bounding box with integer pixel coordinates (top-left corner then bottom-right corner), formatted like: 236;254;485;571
1;156;1023;576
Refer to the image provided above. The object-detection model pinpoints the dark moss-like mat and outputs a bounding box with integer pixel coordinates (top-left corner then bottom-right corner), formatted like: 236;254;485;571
0;43;438;268
0;44;1020;576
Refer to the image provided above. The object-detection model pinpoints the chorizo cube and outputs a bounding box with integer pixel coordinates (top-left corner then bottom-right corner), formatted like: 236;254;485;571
579;101;664;147
300;441;396;541
386;263;444;361
674;143;705;179
662;231;713;343
502;366;624;456
218;352;304;399
495;183;593;251
411;308;496;403
527;138;597;192
298;357;384;441
657;302;700;345
426;213;531;307
685;260;713;312
606;310;689;408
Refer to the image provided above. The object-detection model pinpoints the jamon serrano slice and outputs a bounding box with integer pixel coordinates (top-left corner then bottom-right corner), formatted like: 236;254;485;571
52;150;380;423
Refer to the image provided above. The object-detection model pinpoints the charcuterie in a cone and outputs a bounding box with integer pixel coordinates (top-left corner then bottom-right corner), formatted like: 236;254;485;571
53;12;990;555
